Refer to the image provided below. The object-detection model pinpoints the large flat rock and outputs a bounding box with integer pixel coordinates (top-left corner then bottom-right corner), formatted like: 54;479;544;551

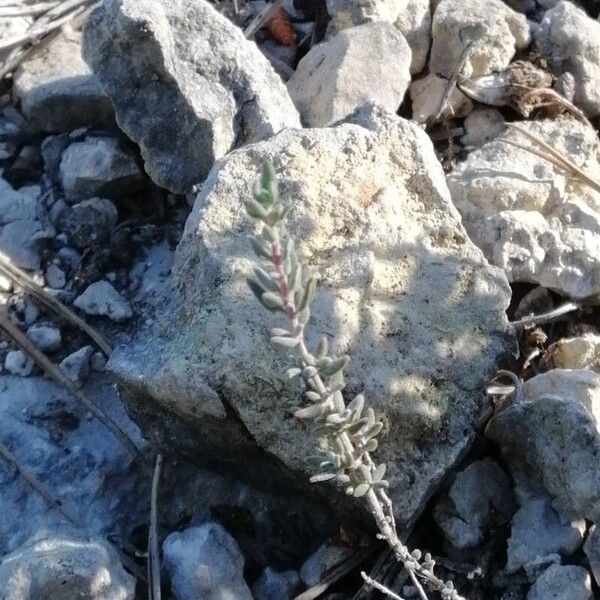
109;108;515;527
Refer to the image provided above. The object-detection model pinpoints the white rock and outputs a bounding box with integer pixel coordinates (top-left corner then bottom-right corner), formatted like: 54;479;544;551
288;22;411;127
461;108;505;147
59;137;142;203
109;107;515;526
486;369;600;522
527;564;592;600
505;496;586;573
547;334;600;372
13;30;114;132
430;0;530;79
434;458;514;549
0;533;135;600
300;540;353;587
410;73;473;124
535;1;600;118
447;118;600;299
26;323;62;352
60;346;94;384
45;263;66;289
5;350;33;377
583;525;600;587
325;0;431;73
162;524;253;600
252;567;301;600
83;0;300;194
74;281;132;322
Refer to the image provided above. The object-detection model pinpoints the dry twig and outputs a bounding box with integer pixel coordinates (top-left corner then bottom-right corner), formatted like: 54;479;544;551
147;453;163;600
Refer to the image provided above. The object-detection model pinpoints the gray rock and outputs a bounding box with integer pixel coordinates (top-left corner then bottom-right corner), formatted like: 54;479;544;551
535;1;600;118
0;375;147;556
434;458;514;549
59;137;142;203
325;0;431;73
252;567;302;600
461;108;505;147
26;323;62;352
486;369;600;522
41;134;72;184
82;0;300;194
45;263;66;289
60;346;94;384
4;350;33;377
288;22;411;127
410;72;473;124
447;118;600;299
162;524;253;600
0;533;135;600
526;564;592;600
583;525;600;587
12;30;114;132
430;0;530;79
91;351;107;372
74;281;132;322
300;540;353;587
109;107;514;526
55;198;118;249
546;334;600;372
505;496;586;573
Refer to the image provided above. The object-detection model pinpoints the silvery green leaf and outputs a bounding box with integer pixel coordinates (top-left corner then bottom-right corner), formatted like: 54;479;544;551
373;464;386;482
294;404;324;419
247;278;267;304
253;266;277;291
271;336;299;348
250;237;270;259
345;418;368;435
372;480;389;489
298;307;311;324
288;263;302;293
336;474;351;484
345;486;354;495
261;292;284;311
303;366;318;378
286;368;302;379
366;439;378;452
297;278;316;312
284;237;294;261
366;408;375;428
323;355;349;376
309;473;336;483
254;189;273;207
271;328;290;337
348;394;364;418
306;390;321;401
358;463;372;482
244;199;270;220
315;336;328;359
326;414;345;425
260;159;276;193
353;483;370;498
364;422;384;440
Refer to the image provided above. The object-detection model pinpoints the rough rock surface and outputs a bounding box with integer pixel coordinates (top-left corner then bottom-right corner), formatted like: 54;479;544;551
252;567;302;600
74;281;132;322
0;534;135;600
447;118;600;299
430;0;530;79
54;198;118;249
434;458;514;549
0;376;146;556
325;0;431;73
505;496;586;573
83;0;300;194
547;334;600;372
59;137;142;203
162;524;253;600
526;564;592;600
288;22;411;127
12;31;114;132
300;540;353;587
461;108;505;147
584;525;600;587
486;369;600;522
535;1;600;118
109;108;514;526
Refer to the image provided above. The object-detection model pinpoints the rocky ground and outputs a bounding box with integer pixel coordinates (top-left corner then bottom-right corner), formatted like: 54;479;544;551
0;0;599;599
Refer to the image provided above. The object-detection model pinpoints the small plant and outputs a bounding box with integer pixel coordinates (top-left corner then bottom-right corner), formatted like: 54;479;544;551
244;160;466;600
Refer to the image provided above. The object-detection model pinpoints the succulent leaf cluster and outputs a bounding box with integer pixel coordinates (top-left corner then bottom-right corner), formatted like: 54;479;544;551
244;160;466;600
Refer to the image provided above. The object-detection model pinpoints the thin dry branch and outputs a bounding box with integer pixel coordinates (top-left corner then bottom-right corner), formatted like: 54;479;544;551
147;453;163;600
0;253;112;355
0;310;144;467
510;301;580;328
361;572;405;600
